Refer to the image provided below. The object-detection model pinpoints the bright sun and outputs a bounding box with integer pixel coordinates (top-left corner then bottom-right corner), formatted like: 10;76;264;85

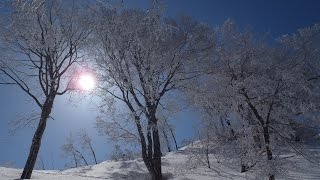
78;73;96;91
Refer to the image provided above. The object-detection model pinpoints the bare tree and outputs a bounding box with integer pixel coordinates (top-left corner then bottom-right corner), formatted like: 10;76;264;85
61;133;89;168
163;118;178;151
93;6;214;179
158;115;179;153
0;0;91;178
50;152;55;170
78;129;98;164
110;144;123;161
1;160;15;168
109;144;137;161
198;123;214;169
35;155;45;170
96;109;142;145
160;125;171;153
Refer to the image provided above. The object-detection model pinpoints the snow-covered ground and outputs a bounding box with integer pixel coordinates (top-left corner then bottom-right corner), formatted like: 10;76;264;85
1;145;320;180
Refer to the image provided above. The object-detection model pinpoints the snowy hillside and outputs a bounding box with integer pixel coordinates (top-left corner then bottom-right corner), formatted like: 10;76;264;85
1;145;320;180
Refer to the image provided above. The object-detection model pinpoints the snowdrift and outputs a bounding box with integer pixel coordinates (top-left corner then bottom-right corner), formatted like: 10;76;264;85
1;144;320;179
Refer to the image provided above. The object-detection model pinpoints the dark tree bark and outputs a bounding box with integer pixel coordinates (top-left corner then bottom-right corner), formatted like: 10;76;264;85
21;95;55;179
205;142;211;169
0;2;89;179
94;7;213;180
74;148;89;166
163;118;178;151
133;116;158;179
72;151;79;168
151;117;162;180
240;156;247;173
90;146;98;164
243;91;275;180
123;91;163;179
263;126;275;180
38;156;45;170
143;118;162;180
162;128;171;152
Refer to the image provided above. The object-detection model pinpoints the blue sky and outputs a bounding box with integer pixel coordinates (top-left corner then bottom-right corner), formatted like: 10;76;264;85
1;0;320;169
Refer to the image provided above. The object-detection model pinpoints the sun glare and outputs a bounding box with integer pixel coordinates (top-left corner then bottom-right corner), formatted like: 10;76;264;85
78;73;96;91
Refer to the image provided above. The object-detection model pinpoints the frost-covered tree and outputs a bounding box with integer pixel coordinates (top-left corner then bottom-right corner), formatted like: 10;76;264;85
280;24;320;84
78;129;98;164
110;144;123;161
157;113;179;153
279;23;320;124
61;133;89;168
92;6;214;179
35;156;45;170
159;121;172;153
0;0;91;178
61;130;98;167
189;20;320;180
96;108;142;145
110;144;138;161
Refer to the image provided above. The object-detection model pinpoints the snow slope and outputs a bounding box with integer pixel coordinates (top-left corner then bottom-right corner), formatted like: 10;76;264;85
1;145;320;180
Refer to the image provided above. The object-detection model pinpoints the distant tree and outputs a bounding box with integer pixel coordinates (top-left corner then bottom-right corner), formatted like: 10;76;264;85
35;155;45;170
93;6;214;179
0;0;91;178
78;129;98;164
96;109;141;145
1;160;15;168
61;130;99;168
110;144;137;161
198;121;215;169
164;119;178;151
50;152;55;170
61;133;89;168
160;124;171;153
158;115;179;153
110;144;123;161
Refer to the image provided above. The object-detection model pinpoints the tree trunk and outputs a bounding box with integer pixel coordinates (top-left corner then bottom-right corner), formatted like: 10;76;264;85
21;96;54;179
241;163;246;173
133;113;162;180
147;121;153;161
171;130;178;151
244;93;275;180
39;156;45;170
152;123;162;180
72;151;79;168
162;128;171;152
164;118;178;151
246;110;262;149
205;143;211;169
74;148;89;166
263;126;275;180
90;145;98;164
134;116;156;178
